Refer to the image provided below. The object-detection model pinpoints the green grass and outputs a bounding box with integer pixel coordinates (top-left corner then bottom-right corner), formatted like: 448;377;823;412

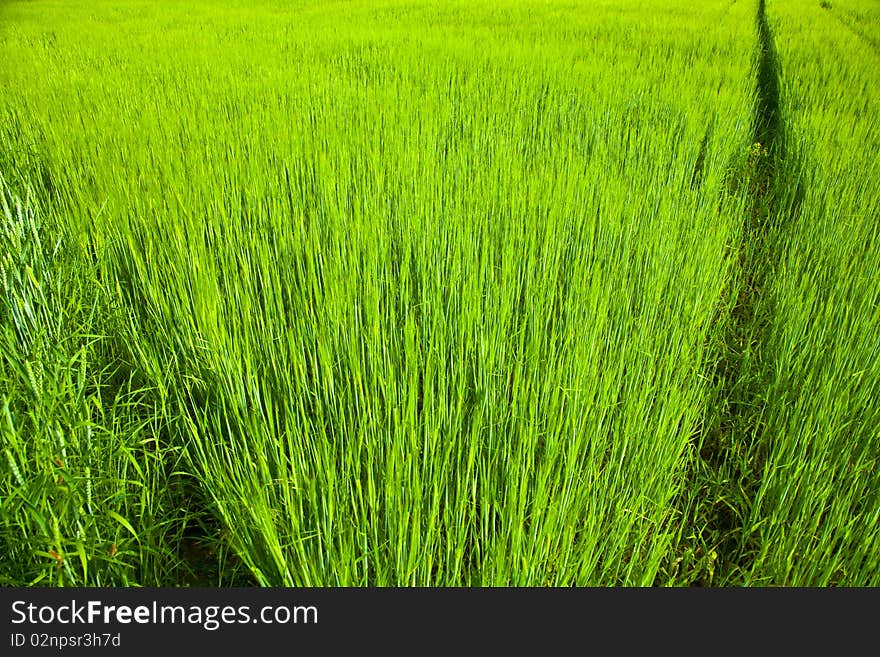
0;0;876;586
728;0;880;585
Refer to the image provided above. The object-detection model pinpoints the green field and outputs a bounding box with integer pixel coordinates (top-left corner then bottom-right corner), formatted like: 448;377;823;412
1;0;877;586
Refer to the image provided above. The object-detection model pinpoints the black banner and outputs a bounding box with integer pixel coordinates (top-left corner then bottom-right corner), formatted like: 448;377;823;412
0;587;874;654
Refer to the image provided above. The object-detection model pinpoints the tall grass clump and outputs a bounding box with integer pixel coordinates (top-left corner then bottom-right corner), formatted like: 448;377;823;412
2;0;758;585
0;172;203;585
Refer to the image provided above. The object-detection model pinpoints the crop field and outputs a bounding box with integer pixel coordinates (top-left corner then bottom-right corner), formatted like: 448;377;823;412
0;0;877;586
